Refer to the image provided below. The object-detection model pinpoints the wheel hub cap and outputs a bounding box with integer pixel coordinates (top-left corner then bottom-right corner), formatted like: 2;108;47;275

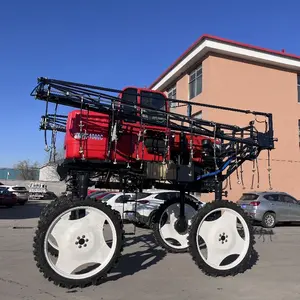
75;235;89;248
219;233;228;244
174;218;188;233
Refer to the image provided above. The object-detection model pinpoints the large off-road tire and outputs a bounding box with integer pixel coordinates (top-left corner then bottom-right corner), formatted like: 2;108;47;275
33;197;125;288
147;211;157;228
40;195;67;258
152;197;200;253
188;200;255;277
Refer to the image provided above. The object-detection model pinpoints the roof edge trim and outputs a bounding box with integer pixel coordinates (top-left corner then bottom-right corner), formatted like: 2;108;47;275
149;34;300;91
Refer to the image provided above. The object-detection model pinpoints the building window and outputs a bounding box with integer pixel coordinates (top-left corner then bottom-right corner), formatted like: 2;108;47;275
167;86;177;108
297;75;300;103
189;64;202;100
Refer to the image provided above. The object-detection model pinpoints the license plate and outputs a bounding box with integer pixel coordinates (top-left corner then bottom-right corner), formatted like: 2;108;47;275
123;211;136;220
241;204;247;209
125;212;135;217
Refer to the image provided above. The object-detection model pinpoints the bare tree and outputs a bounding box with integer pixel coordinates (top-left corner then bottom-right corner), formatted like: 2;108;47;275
14;160;40;180
44;145;65;164
54;146;65;161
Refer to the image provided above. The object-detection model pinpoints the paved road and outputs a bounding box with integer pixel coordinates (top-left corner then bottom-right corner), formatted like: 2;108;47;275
1;201;300;300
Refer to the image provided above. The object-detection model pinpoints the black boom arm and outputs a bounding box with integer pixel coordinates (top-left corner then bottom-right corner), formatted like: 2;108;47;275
31;77;277;190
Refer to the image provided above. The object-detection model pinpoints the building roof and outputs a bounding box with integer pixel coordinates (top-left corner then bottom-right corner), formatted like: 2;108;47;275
149;34;300;91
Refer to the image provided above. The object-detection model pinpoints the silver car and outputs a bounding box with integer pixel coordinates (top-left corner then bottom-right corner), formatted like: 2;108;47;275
3;185;29;205
237;191;300;228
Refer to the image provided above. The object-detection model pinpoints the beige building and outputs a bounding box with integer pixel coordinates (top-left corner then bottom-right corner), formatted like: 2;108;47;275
39;162;61;182
149;34;300;202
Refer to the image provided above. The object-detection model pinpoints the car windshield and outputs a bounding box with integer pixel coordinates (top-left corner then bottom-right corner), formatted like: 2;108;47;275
89;191;106;197
239;193;259;201
128;192;152;200
0;187;8;194
101;193;115;201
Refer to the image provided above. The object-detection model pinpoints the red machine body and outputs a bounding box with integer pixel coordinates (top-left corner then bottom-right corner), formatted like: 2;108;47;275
65;110;110;161
64;87;216;163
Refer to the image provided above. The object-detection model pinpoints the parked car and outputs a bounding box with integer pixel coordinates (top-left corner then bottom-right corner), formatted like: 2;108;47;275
84;189;204;225
1;185;29;205
87;188;102;195
123;189;205;227
99;192;150;221
237;191;300;228
0;186;17;207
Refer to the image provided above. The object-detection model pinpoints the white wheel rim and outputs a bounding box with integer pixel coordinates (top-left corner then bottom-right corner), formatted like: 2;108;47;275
158;203;197;249
196;207;250;270
48;214;69;251
48;234;58;250
44;206;117;280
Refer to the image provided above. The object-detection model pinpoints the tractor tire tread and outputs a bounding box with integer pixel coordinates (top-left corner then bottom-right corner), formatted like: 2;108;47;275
188;200;256;277
33;196;125;289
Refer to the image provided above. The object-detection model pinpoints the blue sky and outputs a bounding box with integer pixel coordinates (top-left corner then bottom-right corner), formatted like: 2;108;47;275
0;0;298;167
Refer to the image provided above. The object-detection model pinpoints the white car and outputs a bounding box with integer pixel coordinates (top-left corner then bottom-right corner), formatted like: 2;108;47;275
99;191;151;221
123;189;205;227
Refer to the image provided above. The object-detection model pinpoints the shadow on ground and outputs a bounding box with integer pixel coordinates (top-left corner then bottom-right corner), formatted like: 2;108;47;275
0;201;49;220
65;232;167;293
253;226;275;242
106;232;167;281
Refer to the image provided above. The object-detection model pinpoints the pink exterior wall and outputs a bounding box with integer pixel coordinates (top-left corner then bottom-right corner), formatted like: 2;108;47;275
164;54;300;202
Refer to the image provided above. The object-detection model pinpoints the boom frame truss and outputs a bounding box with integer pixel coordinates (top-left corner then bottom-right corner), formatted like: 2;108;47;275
31;77;276;199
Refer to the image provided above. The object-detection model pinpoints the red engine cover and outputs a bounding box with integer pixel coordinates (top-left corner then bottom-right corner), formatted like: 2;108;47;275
65;110;110;160
65;110;169;162
64;110;215;163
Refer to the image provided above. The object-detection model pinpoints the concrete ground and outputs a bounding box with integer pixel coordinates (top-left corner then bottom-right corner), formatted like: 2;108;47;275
0;201;300;300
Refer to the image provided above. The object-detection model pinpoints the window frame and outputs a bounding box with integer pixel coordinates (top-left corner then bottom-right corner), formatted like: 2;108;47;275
264;194;280;202
128;192;152;201
120;88;138;123
154;192;172;201
115;194;131;203
167;85;177;109
240;193;259;201
140;90;168;126
189;64;203;100
280;194;298;204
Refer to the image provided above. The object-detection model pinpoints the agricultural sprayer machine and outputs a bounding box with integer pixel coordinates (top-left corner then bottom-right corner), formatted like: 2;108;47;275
31;77;277;288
